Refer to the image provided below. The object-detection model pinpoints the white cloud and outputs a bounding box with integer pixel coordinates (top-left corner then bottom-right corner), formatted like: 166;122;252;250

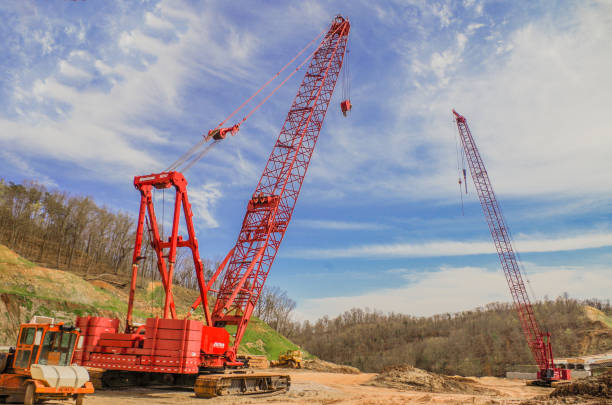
432;3;452;28
466;23;484;35
287;231;612;259
295;264;612;320
189;182;222;228
145;11;175;31
0;150;58;188
33;30;56;55
0;0;260;182
58;60;93;81
408;2;612;199
294;219;389;231
305;1;612;206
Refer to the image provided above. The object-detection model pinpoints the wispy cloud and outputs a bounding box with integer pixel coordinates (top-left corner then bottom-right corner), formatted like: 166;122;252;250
0;150;58;188
304;1;612;205
189;182;223;228
294;219;389;231
287;231;612;259
295;264;612;320
0;0;260;183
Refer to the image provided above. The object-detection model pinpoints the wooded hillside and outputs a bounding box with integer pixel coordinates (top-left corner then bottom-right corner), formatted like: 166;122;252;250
290;298;611;376
0;179;297;334
0;179;134;277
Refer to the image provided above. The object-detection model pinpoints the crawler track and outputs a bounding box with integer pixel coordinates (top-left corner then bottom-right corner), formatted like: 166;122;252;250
194;372;290;398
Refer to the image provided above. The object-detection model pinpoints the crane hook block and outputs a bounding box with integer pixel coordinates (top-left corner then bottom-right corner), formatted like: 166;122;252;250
205;124;240;142
340;100;352;116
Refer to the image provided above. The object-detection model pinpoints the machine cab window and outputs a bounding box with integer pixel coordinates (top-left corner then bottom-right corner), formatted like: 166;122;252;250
14;326;43;370
38;331;77;366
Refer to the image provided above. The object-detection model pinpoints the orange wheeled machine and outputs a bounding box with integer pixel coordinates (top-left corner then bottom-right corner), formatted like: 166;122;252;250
0;317;94;405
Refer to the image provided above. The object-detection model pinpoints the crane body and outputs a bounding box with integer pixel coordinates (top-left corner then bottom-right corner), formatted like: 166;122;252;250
452;110;570;385
74;16;350;398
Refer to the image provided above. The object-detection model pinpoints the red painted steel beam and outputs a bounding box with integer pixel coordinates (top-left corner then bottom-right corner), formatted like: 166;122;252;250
211;15;350;361
127;171;212;329
452;110;566;381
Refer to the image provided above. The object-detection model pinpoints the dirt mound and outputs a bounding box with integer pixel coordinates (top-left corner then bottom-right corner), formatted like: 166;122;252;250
302;358;360;374
551;369;611;399
520;370;612;405
368;365;499;395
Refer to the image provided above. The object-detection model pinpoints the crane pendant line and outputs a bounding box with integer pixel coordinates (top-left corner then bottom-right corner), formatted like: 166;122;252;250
452;110;568;382
210;17;350;358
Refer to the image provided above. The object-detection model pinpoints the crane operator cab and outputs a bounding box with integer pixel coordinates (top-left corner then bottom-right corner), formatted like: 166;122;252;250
0;317;93;405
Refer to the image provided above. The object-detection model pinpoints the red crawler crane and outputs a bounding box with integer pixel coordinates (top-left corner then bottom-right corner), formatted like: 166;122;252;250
452;110;570;385
75;16;350;398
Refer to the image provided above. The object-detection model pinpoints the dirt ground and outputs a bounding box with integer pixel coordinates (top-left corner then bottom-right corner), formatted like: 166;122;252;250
71;370;551;405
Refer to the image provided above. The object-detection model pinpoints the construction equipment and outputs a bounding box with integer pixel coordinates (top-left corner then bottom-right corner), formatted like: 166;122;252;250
0;317;94;405
452;110;571;386
239;355;270;369
75;15;351;398
271;350;303;369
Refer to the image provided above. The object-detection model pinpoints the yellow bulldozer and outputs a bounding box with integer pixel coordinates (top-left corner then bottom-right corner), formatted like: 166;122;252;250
271;350;302;369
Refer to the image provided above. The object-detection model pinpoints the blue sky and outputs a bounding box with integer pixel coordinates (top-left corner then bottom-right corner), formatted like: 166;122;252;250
1;0;611;320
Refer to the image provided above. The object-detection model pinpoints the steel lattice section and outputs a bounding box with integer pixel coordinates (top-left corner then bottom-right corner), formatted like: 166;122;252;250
212;17;350;353
453;111;551;371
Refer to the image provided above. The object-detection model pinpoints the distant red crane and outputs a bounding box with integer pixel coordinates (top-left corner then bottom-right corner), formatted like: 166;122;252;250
452;110;570;385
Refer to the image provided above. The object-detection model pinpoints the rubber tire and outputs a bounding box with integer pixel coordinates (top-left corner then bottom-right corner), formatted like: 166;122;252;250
75;394;85;405
23;383;36;405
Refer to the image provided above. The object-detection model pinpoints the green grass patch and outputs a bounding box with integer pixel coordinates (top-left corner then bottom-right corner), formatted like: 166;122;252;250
17;256;36;268
0;286;36;297
598;312;612;328
227;317;310;360
0;244;308;361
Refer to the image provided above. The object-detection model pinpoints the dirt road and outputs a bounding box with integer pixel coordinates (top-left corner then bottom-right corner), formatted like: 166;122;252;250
75;370;551;405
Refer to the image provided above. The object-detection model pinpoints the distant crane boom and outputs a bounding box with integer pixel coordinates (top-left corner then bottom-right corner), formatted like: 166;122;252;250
452;110;570;384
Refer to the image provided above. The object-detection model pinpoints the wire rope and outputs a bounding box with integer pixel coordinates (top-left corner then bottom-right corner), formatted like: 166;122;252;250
165;28;328;173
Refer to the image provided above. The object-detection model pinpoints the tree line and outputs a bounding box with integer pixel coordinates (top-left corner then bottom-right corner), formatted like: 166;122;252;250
0;179;134;276
288;296;611;376
0;179;297;331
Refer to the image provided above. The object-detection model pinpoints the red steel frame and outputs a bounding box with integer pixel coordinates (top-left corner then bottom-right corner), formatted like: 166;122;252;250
127;171;213;330
452;110;568;382
211;16;350;360
125;16;350;366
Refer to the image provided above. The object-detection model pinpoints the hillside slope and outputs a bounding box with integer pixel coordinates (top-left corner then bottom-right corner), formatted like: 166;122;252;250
292;301;612;376
0;244;305;360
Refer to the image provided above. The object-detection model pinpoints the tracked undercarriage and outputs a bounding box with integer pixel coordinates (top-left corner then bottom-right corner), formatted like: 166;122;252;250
89;368;290;398
195;372;290;398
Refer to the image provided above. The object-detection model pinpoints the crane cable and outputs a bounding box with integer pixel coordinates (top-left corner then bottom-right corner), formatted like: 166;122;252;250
165;27;329;173
342;36;351;101
454;118;465;216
